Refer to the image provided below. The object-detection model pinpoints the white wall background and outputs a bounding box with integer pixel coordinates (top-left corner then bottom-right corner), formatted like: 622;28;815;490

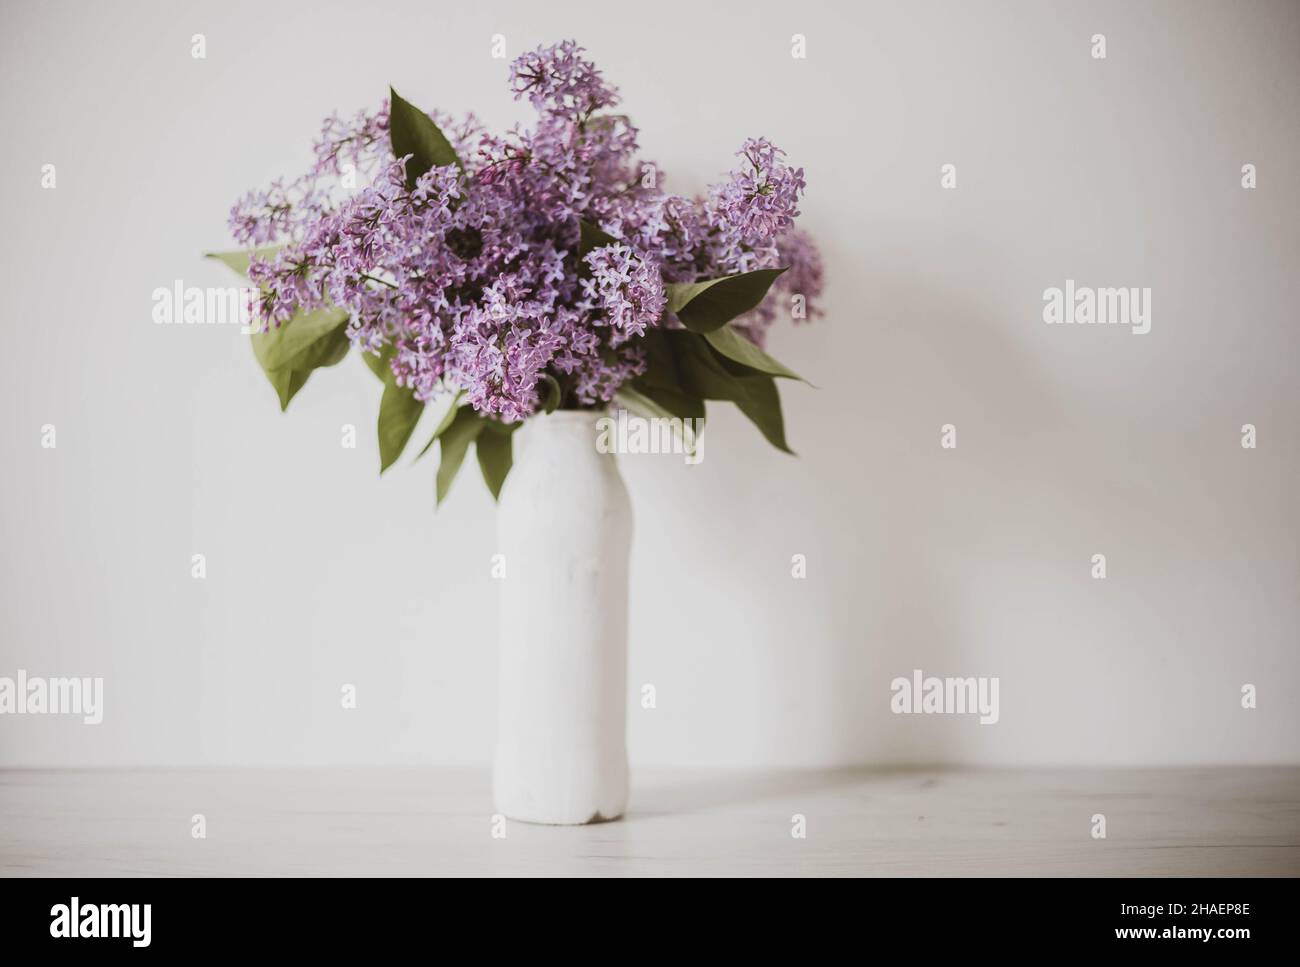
1;0;1296;768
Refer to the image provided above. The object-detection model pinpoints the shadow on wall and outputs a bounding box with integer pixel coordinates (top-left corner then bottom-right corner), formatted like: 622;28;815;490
817;245;1140;765
810;238;1288;767
819;246;1066;766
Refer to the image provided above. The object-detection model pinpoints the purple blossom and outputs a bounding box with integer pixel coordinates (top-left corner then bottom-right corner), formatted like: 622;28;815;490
708;138;806;242
509;40;619;119
580;244;666;346
229;41;822;418
731;228;825;348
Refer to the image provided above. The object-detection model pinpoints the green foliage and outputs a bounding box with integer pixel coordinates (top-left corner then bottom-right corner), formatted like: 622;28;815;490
207;248;349;411
664;268;787;333
703;323;803;382
632;328;792;453
206;236;808;507
435;407;485;505
475;421;516;500
389;86;463;187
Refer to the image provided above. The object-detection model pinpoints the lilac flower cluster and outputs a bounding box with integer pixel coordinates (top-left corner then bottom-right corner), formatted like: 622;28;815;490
709;138;806;242
579;244;666;346
229;41;822;420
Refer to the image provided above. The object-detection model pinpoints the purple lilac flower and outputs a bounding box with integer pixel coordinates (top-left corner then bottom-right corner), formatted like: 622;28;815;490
509;40;619;119
708;138;806;242
730;228;825;348
229;41;822;418
580;244;666;346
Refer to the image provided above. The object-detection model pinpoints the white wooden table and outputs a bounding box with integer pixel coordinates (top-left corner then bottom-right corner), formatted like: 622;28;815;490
2;767;1297;876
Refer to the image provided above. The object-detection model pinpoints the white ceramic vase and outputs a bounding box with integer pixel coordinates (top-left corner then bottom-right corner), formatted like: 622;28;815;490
492;410;632;824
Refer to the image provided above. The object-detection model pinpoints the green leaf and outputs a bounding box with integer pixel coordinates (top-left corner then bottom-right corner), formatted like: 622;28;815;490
205;246;283;279
726;371;791;454
270;325;350;410
362;345;433;471
266;368;310;412
415;391;467;460
206;247;349;410
653;330;793;454
538;374;562;414
389;86;463;188
436;407;485;505
378;380;425;473
362;348;391;382
475;422;514;500
703;324;804;381
614;385;706;456
664;268;788;333
577;219;619;259
617;382;705;423
250;306;351;373
248;307;350;411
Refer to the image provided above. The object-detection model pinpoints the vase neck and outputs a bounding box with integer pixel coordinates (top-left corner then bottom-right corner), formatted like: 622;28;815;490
516;410;609;463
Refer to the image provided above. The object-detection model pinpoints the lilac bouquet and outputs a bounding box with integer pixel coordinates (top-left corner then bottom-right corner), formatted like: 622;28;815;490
210;41;822;501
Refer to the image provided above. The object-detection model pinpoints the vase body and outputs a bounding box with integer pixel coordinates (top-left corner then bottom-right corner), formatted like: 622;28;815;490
493;411;632;824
